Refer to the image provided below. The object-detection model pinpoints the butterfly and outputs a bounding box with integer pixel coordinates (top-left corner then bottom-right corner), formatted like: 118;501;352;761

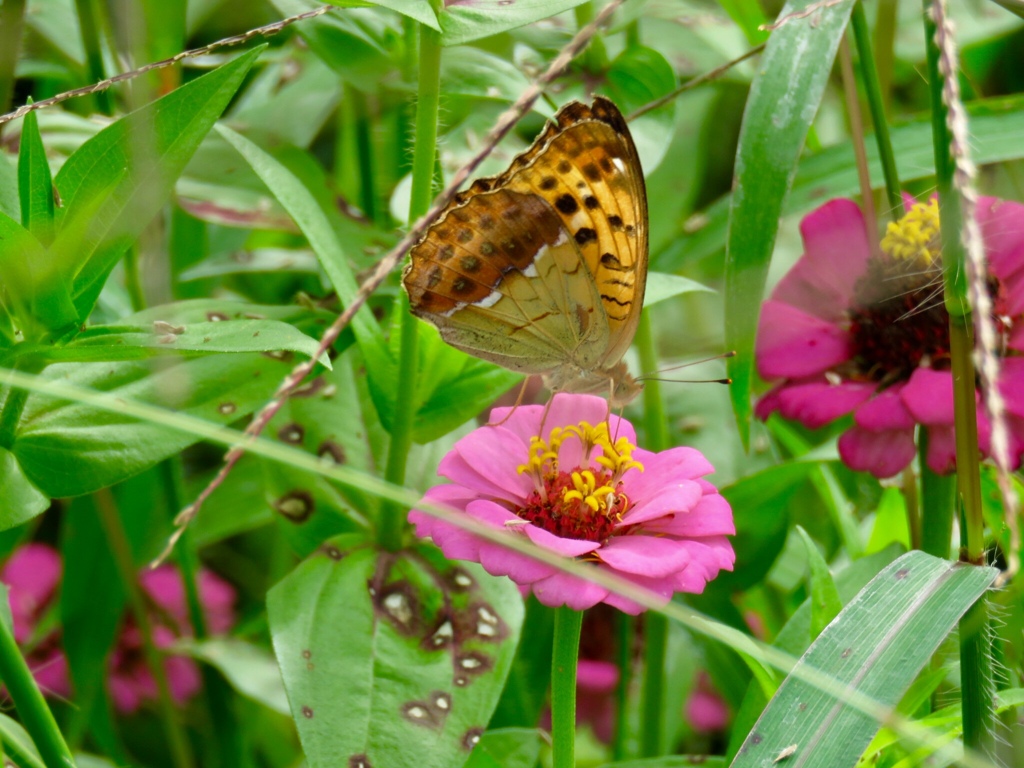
402;96;648;407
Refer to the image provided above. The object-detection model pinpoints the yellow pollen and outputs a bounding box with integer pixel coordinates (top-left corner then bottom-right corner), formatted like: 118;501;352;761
880;199;941;265
516;419;645;482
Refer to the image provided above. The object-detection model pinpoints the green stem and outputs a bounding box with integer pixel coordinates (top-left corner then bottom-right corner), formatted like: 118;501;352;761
635;312;668;451
919;435;956;559
635;310;669;757
901;466;921;551
0;358;43;450
162;461;244;768
379;24;442;552
0;0;26;118
73;0;113;116
551;607;583;768
0;614;76;768
639;612;667;757
960;594;995;757
922;2;994;754
95;490;195;768
611;612;634;761
850;0;902;219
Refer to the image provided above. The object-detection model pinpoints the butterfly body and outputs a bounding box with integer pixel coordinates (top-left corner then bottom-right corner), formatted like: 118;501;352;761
403;97;648;407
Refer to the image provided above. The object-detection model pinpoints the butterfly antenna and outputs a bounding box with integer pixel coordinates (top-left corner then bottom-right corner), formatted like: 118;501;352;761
637;350;736;380
640;377;732;385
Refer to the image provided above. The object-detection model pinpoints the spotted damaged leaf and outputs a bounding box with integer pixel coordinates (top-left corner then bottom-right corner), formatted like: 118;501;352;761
268;535;524;768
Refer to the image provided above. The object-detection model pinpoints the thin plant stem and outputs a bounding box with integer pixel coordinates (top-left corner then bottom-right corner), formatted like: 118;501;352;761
0;0;26;118
379;24;442;551
919;434;957;559
872;0;898;106
639;612;667;757
551;607;584;768
635;312;668;451
850;0;902;219
611;612;634;761
838;35;879;252
0;615;76;768
634;311;669;757
94;489;195;768
73;0;113;115
162;460;245;768
923;0;994;754
902;466;921;551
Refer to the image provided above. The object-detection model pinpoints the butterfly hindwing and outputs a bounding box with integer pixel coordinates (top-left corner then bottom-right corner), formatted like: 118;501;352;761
403;97;647;403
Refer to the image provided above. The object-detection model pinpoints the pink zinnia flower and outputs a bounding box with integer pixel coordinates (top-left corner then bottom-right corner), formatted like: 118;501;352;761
409;394;735;614
756;196;1024;478
1;544;70;698
108;566;236;714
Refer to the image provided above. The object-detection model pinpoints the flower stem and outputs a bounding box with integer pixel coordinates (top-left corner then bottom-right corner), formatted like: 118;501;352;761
380;24;442;552
923;0;994;754
639;612;667;757
0;612;76;768
635;312;668;451
611;611;634;761
634;311;670;757
94;489;195;768
850;0;902;219
919;434;956;559
551;607;583;768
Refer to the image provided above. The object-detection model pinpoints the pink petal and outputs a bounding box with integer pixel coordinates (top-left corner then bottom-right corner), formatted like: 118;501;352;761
838;426;916;478
619;480;704;526
600;570;675;614
478;539;557;583
625;447;715;497
442;427;533;502
165;656;201;704
776;380;875;428
577;660;619;693
772;199;872;320
756;301;851;379
530;571;609;611
901;368;955;426
596;535;690;578
922;425;957;474
642;493;736;537
522;524;602;558
1000;358;1024;418
978;197;1024;287
853;386;915;431
2;544;62;641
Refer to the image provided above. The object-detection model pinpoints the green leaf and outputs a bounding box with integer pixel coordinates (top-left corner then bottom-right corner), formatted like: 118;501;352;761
0;713;46;768
215;125;394;417
0;447;49;531
12;352;302;498
439;0;589;46
598;758;727;767
49;46;264;324
17;109;55;244
724;0;855;446
606;45;678;172
464;728;542;768
0;151;19;221
643;272;714;308
181;638;290;715
268;538;524;768
49;318;332;367
0;212;76;343
795;526;842;640
731;551;998;768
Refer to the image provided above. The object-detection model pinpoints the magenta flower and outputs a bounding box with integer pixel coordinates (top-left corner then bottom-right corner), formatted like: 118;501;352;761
109;566;236;713
409;394;735;614
756;196;1024;478
685;671;729;733
1;544;70;698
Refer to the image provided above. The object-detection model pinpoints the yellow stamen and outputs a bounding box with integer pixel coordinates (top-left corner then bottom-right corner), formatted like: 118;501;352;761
880;199;941;265
517;418;646;483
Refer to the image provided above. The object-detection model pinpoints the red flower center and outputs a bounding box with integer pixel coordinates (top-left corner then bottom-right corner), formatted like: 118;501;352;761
515;467;629;542
846;201;1011;384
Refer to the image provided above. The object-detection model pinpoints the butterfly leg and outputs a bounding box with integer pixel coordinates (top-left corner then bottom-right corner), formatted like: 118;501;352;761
486;377;531;427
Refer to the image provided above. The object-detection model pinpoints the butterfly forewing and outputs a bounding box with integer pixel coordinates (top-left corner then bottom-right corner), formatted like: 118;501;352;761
403;97;648;398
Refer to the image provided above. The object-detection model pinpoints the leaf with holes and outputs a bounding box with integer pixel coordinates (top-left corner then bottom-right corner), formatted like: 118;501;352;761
268;536;524;768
